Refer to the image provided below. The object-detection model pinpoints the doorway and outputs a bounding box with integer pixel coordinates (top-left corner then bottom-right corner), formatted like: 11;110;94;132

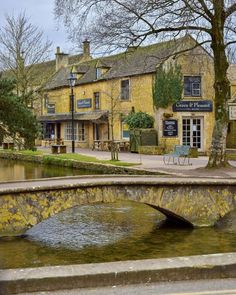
182;117;203;151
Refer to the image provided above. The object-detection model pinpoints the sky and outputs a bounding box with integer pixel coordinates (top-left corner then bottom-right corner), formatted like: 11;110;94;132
0;0;74;59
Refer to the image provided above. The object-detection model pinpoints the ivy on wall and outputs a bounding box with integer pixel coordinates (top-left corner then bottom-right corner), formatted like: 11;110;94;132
153;63;183;109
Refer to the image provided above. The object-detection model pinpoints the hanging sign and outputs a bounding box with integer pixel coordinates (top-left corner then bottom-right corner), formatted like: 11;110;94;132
173;100;213;112
163;119;178;137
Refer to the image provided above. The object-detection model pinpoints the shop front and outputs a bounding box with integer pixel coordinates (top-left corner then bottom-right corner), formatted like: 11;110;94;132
159;100;214;154
39;110;109;148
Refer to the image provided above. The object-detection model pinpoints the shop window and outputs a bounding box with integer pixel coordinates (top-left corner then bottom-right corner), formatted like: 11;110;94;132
121;79;130;100
184;76;201;97
64;122;78;140
94;92;100;109
122;121;130;139
78;122;86;141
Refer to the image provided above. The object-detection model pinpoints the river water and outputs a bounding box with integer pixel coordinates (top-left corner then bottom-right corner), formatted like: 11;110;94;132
0;158;100;181
1;201;236;269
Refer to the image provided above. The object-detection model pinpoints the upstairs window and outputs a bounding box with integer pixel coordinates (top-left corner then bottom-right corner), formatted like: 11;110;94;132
47;103;55;114
94;92;100;109
96;68;102;79
184;76;201;97
121;79;130;100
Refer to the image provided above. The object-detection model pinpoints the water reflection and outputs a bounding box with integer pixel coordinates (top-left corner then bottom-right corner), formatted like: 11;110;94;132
0;158;100;181
0;201;236;269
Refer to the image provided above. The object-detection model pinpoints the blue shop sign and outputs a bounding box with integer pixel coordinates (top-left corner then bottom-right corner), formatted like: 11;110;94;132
173;100;213;112
77;98;92;108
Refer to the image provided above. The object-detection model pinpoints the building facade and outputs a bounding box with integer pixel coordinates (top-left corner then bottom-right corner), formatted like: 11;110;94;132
39;36;235;153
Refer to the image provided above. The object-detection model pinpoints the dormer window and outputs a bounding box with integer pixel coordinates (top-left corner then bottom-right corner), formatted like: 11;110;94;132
96;68;102;79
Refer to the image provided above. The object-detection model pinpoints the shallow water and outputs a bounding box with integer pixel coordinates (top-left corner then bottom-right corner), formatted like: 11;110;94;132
0;158;100;181
0;201;236;269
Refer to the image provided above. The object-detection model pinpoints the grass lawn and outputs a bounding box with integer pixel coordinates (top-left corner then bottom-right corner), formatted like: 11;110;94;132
0;149;138;167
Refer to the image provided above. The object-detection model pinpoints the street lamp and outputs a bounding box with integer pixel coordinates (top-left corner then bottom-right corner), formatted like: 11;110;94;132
68;71;77;153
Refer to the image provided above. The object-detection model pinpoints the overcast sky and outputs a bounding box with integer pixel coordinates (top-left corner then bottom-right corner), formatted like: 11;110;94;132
0;0;74;59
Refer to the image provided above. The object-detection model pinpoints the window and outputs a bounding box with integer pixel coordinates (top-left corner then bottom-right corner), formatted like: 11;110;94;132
121;79;130;100
47;103;55;114
78;122;86;141
94;92;100;109
64;122;78;140
96;68;102;79
184;76;201;97
44;94;48;108
122;121;130;139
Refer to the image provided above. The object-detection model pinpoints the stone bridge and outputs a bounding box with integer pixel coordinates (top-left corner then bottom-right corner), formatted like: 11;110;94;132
0;176;236;236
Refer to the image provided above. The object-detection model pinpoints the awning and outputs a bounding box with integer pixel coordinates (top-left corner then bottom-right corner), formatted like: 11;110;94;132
38;110;109;124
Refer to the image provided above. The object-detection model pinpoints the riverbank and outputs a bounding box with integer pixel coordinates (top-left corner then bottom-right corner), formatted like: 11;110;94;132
2;148;236;178
0;150;162;176
1;253;236;294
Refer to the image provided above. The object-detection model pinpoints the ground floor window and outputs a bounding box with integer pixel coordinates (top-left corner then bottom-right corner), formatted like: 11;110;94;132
64;122;78;141
78;122;86;141
182;117;203;150
121;121;130;140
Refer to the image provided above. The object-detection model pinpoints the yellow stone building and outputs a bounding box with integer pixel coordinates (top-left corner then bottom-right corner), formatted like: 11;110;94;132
39;36;236;153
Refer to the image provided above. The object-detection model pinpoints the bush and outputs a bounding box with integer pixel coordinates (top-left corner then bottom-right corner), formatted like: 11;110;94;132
124;111;154;129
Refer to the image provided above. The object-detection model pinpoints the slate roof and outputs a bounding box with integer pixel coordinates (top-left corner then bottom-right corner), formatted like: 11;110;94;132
1;53;83;87
44;36;202;91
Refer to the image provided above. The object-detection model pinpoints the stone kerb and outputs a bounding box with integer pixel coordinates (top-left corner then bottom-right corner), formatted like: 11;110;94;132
0;179;236;236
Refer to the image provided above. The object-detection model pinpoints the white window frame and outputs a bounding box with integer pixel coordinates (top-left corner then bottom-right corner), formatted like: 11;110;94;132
64;122;78;141
184;76;202;97
78;122;86;141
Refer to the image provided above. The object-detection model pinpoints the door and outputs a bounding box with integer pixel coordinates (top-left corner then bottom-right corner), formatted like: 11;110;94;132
182;117;203;150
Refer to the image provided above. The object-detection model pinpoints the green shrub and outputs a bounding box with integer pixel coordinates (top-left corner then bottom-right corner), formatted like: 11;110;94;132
124;111;154;129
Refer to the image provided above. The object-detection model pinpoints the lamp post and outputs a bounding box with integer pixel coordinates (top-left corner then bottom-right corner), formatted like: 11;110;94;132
68;71;77;153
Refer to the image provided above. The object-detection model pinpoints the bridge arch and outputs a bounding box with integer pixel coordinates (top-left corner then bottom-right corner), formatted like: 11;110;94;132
0;177;236;236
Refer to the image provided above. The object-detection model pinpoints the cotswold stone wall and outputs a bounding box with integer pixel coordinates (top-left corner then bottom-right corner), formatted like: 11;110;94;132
1;180;236;236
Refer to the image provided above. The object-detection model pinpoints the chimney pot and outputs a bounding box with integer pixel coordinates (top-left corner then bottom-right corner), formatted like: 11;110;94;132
83;39;90;56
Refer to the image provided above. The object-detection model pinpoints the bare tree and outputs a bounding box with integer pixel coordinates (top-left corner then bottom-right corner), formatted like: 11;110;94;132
102;80;122;161
55;0;236;168
0;13;52;106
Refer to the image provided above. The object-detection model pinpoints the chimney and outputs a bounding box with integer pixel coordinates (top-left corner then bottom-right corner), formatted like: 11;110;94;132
83;39;90;56
55;46;69;71
126;45;137;53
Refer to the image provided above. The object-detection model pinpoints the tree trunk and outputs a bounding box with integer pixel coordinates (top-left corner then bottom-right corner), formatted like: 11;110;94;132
207;8;230;168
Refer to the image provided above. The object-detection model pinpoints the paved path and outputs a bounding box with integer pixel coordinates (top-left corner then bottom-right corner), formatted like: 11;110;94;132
38;146;236;178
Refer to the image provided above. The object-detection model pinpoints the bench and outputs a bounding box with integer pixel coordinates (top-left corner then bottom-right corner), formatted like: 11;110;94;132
163;145;191;165
51;145;67;154
3;142;14;150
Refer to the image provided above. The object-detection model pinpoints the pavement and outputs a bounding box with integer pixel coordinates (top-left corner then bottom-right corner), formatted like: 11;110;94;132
38;146;236;178
1;253;236;295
